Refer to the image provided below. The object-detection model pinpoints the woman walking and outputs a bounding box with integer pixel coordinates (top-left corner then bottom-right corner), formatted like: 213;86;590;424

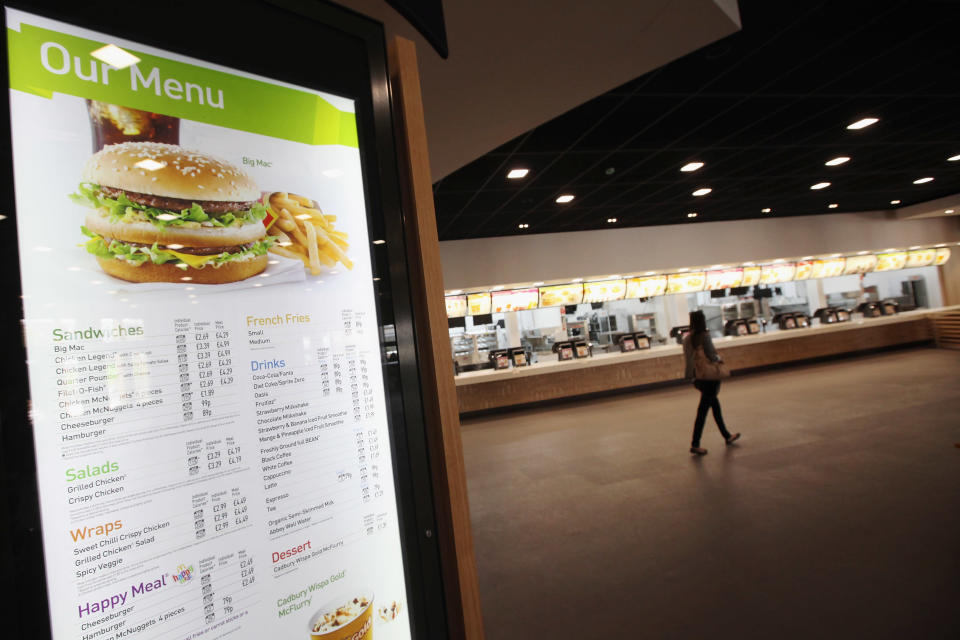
683;310;740;455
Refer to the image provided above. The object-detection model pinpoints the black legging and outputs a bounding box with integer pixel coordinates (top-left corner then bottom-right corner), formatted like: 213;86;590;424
691;380;731;447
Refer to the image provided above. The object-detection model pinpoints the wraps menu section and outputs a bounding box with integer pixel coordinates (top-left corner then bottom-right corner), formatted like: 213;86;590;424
5;8;411;640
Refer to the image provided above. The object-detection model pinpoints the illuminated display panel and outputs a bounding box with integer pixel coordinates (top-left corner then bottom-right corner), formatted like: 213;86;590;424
491;288;539;312
875;252;908;271
934;247;952;266
2;7;424;640
811;258;846;278
625;275;667;298
905;249;936;268
538;283;584;307
667;272;706;294
445;295;467;317
467;292;492;315
760;263;796;284
794;260;813;280
741;266;762;286
582;279;627;303
843;254;878;275
704;269;743;290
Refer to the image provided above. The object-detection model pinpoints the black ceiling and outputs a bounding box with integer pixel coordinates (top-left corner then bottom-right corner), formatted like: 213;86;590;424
433;0;960;241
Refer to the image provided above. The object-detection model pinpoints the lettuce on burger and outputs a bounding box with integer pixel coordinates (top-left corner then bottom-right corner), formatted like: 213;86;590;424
70;142;272;284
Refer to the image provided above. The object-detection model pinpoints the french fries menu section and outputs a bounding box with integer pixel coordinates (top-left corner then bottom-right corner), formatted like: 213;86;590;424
6;8;411;640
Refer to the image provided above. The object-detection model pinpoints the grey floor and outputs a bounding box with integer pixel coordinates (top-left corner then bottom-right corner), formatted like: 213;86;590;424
461;347;960;639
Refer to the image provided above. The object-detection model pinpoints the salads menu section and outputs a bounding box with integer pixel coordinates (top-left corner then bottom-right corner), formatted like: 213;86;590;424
6;8;412;640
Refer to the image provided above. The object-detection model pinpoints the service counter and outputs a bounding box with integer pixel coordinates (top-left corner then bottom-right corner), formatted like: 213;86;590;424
454;308;943;414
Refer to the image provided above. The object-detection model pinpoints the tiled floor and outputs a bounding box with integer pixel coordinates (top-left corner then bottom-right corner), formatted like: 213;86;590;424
461;347;960;639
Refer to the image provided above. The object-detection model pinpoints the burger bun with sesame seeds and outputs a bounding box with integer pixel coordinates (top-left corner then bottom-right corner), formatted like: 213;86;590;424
70;142;272;284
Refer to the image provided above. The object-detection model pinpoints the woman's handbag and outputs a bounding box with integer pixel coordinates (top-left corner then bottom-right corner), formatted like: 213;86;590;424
693;344;731;380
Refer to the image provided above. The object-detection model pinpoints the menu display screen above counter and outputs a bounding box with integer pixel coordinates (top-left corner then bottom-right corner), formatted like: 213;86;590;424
811;258;846;279
741;266;762;287
705;269;743;291
582;279;627;303
794;261;813;280
843;254;878;274
538;284;583;307
4;8;415;640
625;275;667;298
666;272;705;294
467;293;492;315
906;249;936;268
760;263;796;284
491;288;539;312
934;247;951;266
445;296;467;318
875;252;908;271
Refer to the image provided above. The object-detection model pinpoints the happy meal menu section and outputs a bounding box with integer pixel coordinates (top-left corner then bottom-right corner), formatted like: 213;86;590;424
24;300;396;639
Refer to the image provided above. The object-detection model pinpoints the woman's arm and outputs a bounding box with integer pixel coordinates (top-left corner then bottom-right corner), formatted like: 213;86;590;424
703;333;721;362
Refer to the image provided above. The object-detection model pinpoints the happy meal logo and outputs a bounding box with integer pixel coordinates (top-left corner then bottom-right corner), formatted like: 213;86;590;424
171;564;194;584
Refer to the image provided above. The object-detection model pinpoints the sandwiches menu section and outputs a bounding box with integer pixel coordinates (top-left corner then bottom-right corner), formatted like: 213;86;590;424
6;8;411;640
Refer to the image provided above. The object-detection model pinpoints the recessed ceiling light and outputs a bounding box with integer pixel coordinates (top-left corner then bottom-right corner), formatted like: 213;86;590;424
710;264;726;269
604;167;616;175
913;177;934;184
678;268;690;273
743;262;755;266
935;243;946;247
507;168;529;179
801;256;813;260
556;194;575;203
847;117;878;130
884;248;898;252
858;251;868;255
532;282;544;286
890;199;901;205
692;188;712;197
608;275;621;279
828;203;838;209
518;223;529;229
680;162;704;172
810;182;831;190
687;212;698;218
447;290;462;295
90;44;141;69
571;278;583;283
825;157;850;166
606;218;617;223
644;271;655;276
946;209;956;214
490;285;505;291
372;239;386;244
761;207;772;213
909;246;922;250
948;154;960;162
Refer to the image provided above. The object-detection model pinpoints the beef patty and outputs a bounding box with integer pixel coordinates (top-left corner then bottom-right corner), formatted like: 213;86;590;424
99;186;257;215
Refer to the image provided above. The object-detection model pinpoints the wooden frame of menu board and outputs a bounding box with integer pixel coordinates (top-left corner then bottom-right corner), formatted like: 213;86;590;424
0;1;454;638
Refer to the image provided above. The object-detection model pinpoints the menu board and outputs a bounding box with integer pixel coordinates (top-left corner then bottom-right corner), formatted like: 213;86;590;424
538;283;583;307
905;249;936;268
875;252;908;271
934;247;952;266
467;292;491;315
582;279;627;303
491;288;539;312
625;275;667;299
811;258;846;279
794;261;813;281
666;272;705;294
704;269;743;291
843;254;878;275
5;9;413;640
760;263;796;284
741;266;762;287
445;296;467;318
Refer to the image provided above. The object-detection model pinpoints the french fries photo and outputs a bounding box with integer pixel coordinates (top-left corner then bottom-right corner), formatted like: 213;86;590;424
264;192;352;275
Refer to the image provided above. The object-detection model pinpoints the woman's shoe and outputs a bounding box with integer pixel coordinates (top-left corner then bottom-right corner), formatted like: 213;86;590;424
726;433;741;445
690;446;708;455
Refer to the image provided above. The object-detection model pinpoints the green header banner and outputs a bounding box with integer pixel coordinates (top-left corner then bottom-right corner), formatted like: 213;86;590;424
6;21;358;148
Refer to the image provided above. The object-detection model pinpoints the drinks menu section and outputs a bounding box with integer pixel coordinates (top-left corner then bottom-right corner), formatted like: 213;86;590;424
7;8;412;640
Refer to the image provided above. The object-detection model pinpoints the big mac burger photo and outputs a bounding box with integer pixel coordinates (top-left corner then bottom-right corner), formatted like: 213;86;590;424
70;142;272;284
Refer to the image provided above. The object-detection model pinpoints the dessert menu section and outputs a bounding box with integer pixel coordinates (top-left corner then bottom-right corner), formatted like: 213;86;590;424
7;8;411;640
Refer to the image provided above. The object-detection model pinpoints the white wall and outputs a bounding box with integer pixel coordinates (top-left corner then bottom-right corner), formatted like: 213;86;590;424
439;211;960;290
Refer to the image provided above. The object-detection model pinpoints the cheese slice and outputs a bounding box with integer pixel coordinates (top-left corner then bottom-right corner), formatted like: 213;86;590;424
166;250;220;268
